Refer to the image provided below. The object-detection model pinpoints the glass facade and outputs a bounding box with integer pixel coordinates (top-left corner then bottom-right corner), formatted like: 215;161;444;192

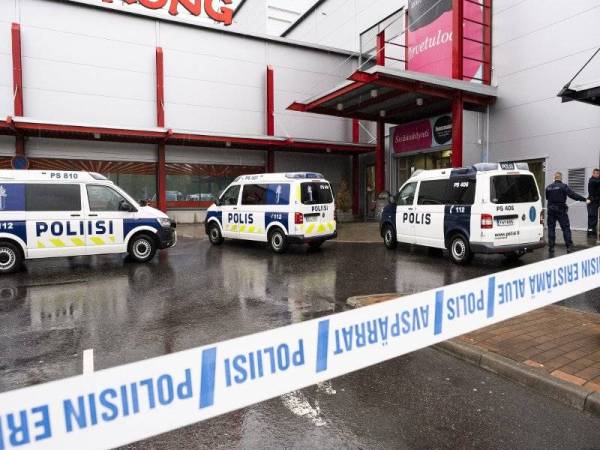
106;174;156;203
165;175;235;203
26;158;263;209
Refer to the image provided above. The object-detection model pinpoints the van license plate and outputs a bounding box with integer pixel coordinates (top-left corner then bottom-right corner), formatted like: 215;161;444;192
497;219;514;227
306;216;318;222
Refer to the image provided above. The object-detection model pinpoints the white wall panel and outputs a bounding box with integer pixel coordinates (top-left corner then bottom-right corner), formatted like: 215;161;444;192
166;146;265;166
490;0;600;230
0;19;13;118
20;0;156;45
19;0;156;127
159;22;267;65
285;0;406;52
26;138;157;162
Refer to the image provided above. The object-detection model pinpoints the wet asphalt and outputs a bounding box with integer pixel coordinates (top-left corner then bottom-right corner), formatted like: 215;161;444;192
0;237;599;448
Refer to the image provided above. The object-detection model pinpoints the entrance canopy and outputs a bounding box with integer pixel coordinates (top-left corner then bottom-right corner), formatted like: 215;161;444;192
557;48;600;107
289;66;497;124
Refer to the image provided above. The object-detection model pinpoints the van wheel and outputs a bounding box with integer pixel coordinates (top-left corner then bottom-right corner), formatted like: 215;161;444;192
0;242;22;274
383;225;397;249
208;223;224;245
448;234;472;265
128;234;157;263
268;228;288;254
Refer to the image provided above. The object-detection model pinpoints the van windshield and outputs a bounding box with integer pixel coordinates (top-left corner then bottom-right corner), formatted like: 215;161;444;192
490;175;539;204
301;182;333;205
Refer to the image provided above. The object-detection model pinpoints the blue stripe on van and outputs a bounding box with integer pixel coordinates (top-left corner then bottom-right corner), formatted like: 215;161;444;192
265;212;288;231
0;220;27;244
124;219;160;237
206;211;222;226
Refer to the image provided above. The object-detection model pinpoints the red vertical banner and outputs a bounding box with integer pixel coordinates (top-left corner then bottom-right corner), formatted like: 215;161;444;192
406;0;484;82
266;65;275;172
11;23;23;116
375;122;385;193
156;47;165;128
156;47;167;212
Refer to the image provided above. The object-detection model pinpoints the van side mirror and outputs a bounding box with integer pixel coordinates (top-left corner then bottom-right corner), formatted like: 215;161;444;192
139;199;148;207
119;200;136;212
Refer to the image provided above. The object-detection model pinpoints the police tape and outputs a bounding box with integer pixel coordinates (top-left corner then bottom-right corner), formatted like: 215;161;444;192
1;247;600;449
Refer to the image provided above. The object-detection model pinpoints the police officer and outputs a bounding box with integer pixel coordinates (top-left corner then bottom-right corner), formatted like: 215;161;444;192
587;168;600;237
546;172;589;253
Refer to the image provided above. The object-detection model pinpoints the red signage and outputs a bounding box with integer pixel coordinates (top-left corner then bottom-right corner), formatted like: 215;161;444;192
101;0;233;25
393;119;432;154
406;0;483;80
392;115;453;154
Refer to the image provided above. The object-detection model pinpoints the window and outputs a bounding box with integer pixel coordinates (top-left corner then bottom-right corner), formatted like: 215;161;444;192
417;180;447;205
106;174;156;202
490;175;539;204
396;182;417;206
301;182;333;205
242;184;267;205
166;175;237;204
219;185;240;206
446;178;476;205
87;185;131;212
26;184;81;211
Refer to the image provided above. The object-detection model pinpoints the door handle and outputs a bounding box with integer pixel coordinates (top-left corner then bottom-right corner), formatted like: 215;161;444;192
70;214;80;217
89;214;98;217
233;207;238;210
408;207;414;211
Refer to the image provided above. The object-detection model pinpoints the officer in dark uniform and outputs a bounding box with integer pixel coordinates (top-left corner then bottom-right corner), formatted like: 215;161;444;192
545;172;588;253
587;168;600;237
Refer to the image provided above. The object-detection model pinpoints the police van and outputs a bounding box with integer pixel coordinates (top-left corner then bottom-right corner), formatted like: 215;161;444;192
206;173;337;253
380;163;545;264
0;170;176;273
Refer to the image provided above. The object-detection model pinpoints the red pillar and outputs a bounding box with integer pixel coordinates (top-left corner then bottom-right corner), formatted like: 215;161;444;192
376;31;386;66
266;65;275;172
451;0;464;168
452;0;464;81
352;155;359;217
483;0;492;85
12;23;25;158
451;93;464;168
156;48;165;128
352;119;360;216
156;47;167;212
375;121;385;193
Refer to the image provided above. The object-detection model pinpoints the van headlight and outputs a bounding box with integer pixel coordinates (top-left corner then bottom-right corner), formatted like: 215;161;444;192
157;218;172;228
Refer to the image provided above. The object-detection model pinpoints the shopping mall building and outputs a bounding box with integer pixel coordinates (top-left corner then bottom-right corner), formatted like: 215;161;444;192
1;0;599;227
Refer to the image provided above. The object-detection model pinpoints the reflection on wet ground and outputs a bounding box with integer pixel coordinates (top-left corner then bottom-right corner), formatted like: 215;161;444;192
1;239;598;448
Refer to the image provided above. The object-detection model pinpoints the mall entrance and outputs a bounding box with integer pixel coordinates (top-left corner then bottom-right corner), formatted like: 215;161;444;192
394;149;453;189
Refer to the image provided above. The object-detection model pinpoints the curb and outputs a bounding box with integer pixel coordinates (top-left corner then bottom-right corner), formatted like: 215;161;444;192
346;295;600;417
434;340;600;417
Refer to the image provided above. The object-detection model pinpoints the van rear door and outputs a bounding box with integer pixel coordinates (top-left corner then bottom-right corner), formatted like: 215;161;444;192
296;181;336;238
489;173;542;246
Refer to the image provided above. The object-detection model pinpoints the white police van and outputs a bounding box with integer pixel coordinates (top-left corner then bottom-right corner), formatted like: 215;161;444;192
206;173;337;253
380;163;545;264
0;170;176;273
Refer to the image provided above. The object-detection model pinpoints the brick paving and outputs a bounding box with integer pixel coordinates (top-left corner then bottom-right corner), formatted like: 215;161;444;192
458;305;600;392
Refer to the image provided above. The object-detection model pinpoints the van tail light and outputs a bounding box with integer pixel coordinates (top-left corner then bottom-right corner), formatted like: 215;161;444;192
294;212;304;225
481;214;494;229
540;209;545;225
